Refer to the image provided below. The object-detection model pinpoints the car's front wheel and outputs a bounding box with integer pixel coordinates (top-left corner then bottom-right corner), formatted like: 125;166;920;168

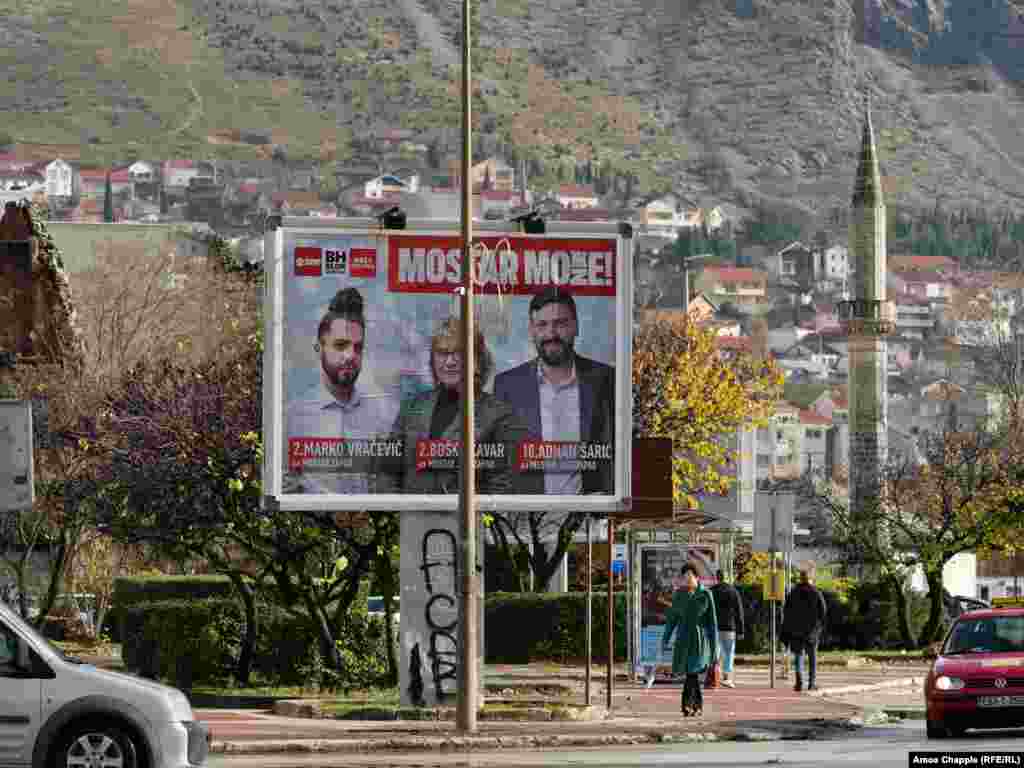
926;720;949;739
57;724;138;768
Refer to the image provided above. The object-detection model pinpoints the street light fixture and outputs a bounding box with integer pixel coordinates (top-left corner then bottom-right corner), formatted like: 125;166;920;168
678;250;713;312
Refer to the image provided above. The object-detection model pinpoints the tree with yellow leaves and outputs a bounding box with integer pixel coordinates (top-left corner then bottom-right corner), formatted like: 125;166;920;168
632;315;783;510
817;423;1024;647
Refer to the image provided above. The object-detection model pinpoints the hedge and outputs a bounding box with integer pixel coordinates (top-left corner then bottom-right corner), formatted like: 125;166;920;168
122;597;391;691
112;576;237;643
733;582;943;653
484;592;627;663
113;575;236;605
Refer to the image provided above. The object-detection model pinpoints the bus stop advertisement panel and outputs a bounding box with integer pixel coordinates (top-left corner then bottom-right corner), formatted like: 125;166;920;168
262;218;633;514
637;543;719;671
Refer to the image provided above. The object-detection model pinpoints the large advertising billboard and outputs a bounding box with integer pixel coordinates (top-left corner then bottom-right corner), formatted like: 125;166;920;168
637;544;718;668
263;220;632;512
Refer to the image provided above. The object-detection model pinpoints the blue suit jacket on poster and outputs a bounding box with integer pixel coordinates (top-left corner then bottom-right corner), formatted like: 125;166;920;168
492;355;615;495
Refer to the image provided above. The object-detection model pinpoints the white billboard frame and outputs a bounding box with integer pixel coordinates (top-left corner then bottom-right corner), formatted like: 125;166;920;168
262;217;633;514
0;399;34;509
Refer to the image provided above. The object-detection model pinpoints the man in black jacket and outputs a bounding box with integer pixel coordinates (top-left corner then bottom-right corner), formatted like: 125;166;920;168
780;567;828;692
710;570;745;688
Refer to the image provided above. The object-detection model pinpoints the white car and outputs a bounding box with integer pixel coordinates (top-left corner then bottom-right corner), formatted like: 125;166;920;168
0;601;208;768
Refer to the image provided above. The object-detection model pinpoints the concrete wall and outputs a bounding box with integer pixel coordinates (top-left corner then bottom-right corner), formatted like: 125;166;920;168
398;511;484;708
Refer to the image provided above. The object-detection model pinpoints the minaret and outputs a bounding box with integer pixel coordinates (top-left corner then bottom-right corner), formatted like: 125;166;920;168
840;94;894;532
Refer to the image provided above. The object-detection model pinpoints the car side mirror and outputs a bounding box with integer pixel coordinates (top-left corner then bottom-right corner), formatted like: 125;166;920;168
15;638;31;671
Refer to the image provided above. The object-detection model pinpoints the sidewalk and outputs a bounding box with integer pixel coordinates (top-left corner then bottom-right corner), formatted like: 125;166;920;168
201;662;929;754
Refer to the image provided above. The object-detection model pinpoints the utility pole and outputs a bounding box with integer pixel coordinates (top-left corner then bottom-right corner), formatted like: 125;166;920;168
456;0;478;735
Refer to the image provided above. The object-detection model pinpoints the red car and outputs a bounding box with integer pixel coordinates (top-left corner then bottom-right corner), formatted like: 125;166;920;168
925;603;1024;738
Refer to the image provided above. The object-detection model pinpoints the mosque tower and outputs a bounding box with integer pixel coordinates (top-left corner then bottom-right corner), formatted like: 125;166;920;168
839;95;895;527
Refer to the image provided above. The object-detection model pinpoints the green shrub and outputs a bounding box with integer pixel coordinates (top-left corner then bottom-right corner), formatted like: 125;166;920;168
734;580;938;652
125;599;241;689
123;596;392;691
485;592;627;663
112;576;236;643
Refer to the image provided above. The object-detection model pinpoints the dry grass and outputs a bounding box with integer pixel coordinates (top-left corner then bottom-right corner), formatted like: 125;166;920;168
270;79;294;100
14;143;83;162
111;0;198;67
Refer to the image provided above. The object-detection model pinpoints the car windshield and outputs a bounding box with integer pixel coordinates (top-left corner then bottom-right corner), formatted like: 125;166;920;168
945;616;1024;655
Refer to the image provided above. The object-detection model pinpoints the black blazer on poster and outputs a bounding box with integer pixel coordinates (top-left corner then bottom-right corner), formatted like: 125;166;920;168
493;355;615;495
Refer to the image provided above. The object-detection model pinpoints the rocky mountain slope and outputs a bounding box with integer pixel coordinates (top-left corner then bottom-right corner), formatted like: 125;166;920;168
3;0;1024;221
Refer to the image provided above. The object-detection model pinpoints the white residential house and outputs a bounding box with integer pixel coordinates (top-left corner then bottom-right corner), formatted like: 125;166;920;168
637;195;680;238
45;159;78;200
704;205;725;232
163;160;202;190
480;190;524;220
953;318;1005;347
556;184;599;209
364;174;410;199
471;157;514;192
894;297;935;339
128;161;156;183
822;245;850;287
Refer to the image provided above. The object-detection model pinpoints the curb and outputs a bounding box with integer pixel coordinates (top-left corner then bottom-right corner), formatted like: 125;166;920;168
273;700;606;722
883;706;926;720
809;676;924;697
210;732;723;754
207;718;870;754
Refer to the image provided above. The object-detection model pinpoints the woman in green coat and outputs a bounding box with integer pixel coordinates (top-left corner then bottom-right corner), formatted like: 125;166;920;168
661;562;719;716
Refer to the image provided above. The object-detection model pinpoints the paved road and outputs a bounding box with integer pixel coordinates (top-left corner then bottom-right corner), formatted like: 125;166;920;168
209;722;1024;768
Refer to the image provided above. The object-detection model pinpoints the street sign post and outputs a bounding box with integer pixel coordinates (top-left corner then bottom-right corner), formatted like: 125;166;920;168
0;400;33;510
753;492;794;689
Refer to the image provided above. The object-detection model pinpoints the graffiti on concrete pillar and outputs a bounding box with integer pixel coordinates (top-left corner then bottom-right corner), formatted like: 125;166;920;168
421;528;458;702
408;642;425;707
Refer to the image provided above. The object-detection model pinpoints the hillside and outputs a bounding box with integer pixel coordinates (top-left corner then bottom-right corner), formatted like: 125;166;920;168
2;0;1024;221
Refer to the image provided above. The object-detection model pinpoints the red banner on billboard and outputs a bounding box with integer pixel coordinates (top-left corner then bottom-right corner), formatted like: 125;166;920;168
289;438;402;471
294;246;322;276
387;235;616;296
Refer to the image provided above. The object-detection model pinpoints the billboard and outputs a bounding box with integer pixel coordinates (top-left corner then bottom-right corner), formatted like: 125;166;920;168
637;543;718;668
263;219;632;513
0;400;34;509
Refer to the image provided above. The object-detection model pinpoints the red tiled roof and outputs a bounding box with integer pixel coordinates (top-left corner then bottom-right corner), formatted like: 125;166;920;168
79;168;131;182
799;409;831;426
350;195;403;207
714;335;752;351
704;266;767;284
558;184;597;198
237;183;260;196
556;208;611;222
481;190;515;201
164;159;195;170
832;396;848;408
898;271;951;285
891;254;957;271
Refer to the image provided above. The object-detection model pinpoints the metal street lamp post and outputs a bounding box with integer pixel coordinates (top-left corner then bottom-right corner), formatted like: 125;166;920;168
456;0;479;735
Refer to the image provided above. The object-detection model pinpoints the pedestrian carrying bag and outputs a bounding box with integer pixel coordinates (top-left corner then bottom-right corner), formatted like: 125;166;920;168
704;660;721;689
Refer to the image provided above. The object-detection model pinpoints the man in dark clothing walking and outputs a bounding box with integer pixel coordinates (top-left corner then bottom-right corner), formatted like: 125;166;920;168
780;567;828;692
710;569;745;688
